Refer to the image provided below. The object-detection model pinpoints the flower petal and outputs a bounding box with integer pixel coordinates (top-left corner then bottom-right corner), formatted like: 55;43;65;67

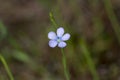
48;31;56;39
57;27;64;37
49;40;58;48
58;42;66;48
62;33;70;41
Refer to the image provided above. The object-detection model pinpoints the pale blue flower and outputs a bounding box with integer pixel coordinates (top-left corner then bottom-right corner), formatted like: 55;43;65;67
48;27;70;48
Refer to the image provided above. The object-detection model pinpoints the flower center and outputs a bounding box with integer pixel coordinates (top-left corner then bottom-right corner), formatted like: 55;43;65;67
56;37;62;43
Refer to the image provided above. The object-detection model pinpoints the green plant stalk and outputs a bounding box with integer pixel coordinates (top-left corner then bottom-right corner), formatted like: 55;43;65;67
61;48;70;80
103;0;120;44
0;54;14;80
80;39;99;80
49;12;58;29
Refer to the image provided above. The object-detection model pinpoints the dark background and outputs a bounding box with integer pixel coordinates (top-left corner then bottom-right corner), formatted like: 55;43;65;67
0;0;120;80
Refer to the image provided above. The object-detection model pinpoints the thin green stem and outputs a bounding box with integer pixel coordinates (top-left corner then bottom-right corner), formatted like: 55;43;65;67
49;12;58;29
80;38;99;80
0;54;14;80
61;48;70;80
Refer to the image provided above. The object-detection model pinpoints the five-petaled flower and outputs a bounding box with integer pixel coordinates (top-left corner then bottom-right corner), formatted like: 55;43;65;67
48;27;70;48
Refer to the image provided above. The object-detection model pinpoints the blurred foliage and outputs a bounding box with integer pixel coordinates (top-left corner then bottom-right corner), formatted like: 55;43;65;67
0;0;120;80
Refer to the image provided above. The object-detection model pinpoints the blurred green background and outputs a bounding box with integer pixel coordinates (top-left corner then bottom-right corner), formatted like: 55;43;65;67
0;0;120;80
